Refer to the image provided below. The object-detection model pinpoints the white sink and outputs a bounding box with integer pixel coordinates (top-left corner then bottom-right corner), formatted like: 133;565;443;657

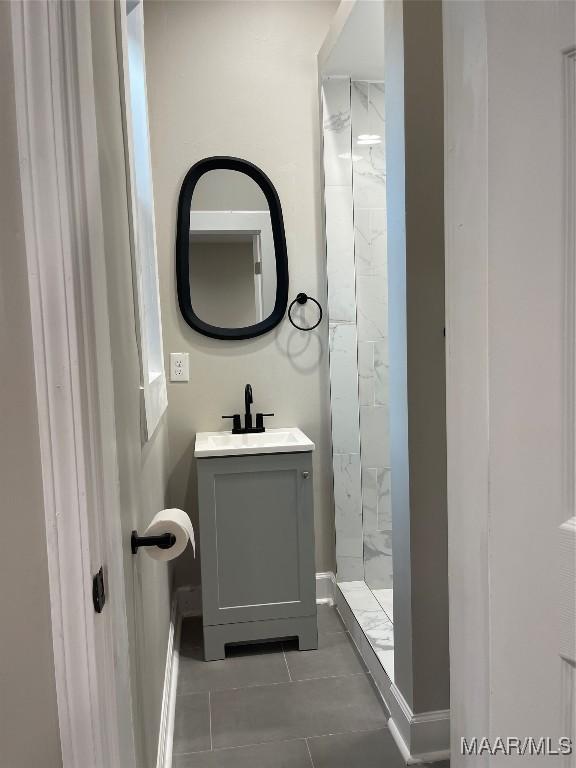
194;427;315;458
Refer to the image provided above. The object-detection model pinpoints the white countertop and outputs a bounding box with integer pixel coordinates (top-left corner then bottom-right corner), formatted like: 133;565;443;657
194;427;315;458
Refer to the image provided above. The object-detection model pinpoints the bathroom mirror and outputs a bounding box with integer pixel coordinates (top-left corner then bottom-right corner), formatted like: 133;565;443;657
176;157;289;339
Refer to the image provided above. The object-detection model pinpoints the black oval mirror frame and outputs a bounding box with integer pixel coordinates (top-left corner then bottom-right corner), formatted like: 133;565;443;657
176;156;289;340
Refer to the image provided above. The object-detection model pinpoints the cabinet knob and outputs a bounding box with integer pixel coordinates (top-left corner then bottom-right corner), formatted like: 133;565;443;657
302;471;310;479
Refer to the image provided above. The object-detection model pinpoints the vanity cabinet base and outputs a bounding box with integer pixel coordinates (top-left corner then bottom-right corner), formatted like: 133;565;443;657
197;451;318;661
203;615;318;661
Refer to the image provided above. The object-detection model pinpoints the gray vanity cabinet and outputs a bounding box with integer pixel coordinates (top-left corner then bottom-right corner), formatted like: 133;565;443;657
197;451;318;660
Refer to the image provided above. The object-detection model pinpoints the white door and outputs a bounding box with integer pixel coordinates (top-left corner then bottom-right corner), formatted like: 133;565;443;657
444;2;576;765
11;2;137;766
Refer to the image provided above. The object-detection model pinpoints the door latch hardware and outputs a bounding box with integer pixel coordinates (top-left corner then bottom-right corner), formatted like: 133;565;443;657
92;566;106;614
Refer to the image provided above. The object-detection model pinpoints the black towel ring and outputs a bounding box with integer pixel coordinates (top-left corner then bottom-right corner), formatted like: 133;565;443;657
288;293;323;331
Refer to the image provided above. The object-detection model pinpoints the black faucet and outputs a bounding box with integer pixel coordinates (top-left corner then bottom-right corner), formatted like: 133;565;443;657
222;384;274;434
244;384;253;431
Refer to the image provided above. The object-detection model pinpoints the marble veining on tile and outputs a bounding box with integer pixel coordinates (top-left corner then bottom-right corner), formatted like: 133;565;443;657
359;614;394;654
364;530;392;558
337;581;395;683
351;85;389;587
357;341;375;406
361;467;390;538
328;324;360;455
324;109;351;133
368;81;385;121
351;80;370;115
324;78;392;591
376;468;391;530
356;276;388;342
325;186;356;324
360;406;390;469
322;78;352;187
364;534;393;591
361;467;378;532
377;650;395;682
333;453;363;559
351;81;386;210
338;580;369;593
355;208;387;278
339;582;381;612
354;609;387;633
372;588;394;621
336;556;365;582
365;559;393;591
374;339;389;406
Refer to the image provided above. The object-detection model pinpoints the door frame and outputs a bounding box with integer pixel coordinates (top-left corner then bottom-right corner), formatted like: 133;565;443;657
189;210;276;323
443;4;491;763
444;3;576;764
10;2;136;766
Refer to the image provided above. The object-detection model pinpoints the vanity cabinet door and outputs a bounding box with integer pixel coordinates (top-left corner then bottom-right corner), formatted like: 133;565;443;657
197;452;315;627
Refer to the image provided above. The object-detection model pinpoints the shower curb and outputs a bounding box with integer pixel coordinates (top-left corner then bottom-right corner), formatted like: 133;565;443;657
334;583;450;764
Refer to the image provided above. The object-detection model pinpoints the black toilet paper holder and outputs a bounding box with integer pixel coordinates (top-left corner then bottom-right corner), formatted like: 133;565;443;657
131;530;176;555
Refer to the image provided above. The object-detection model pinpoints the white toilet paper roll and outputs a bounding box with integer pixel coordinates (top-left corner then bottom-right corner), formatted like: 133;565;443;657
141;508;195;562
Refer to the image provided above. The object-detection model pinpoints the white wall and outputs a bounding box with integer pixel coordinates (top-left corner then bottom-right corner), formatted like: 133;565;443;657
0;4;62;765
191;169;268;211
444;0;576;763
144;0;339;586
191;241;258;327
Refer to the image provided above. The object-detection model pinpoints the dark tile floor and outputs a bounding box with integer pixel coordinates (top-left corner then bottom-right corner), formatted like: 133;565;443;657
172;605;405;768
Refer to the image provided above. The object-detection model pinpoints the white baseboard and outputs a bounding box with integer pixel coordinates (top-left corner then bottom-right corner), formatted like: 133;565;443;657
316;571;336;604
388;717;450;765
383;677;450;763
156;594;181;768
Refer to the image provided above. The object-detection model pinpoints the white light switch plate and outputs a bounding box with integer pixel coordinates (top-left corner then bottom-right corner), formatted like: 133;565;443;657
170;352;190;382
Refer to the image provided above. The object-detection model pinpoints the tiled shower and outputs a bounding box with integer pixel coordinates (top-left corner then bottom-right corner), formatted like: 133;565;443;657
323;77;391;590
322;75;394;679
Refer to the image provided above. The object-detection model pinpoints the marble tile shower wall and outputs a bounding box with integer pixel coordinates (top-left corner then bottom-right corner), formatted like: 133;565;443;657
352;81;391;590
323;78;363;582
322;78;391;588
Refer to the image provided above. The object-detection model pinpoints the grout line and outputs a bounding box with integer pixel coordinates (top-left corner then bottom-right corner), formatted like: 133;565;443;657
175;670;370;698
174;726;390;758
305;737;315;768
290;671;366;684
208;691;213;751
282;644;293;682
175;736;307;758
307;724;389;738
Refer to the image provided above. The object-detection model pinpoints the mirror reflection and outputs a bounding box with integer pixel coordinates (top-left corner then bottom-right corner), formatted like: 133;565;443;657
188;169;276;329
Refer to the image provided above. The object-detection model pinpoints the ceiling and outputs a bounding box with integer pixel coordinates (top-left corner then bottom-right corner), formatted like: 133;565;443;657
319;0;385;81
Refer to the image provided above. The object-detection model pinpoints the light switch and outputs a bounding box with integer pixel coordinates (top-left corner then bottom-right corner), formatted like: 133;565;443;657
170;352;189;382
